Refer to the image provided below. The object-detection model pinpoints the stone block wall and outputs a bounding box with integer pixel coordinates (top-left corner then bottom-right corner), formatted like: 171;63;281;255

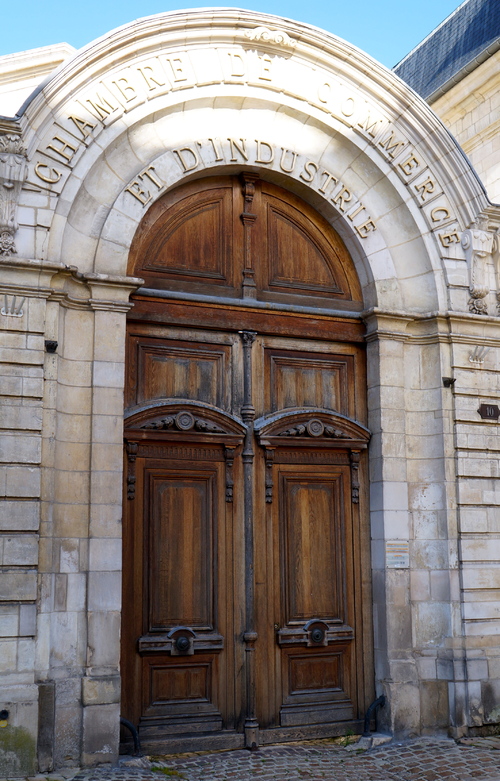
366;313;460;736
34;280;132;771
431;51;500;204
0;261;134;776
0;290;45;777
451;318;500;730
366;309;500;737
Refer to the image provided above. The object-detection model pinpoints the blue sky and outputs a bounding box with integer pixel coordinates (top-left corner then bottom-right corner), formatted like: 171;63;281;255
2;1;460;68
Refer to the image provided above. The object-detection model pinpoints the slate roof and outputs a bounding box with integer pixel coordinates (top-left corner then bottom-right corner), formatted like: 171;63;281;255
393;0;500;101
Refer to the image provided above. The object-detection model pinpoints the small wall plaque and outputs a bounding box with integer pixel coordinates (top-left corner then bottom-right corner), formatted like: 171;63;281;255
478;404;500;420
386;541;410;569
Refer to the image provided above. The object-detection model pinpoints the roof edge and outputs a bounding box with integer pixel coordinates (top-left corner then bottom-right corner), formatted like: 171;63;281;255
426;36;500;102
393;0;470;70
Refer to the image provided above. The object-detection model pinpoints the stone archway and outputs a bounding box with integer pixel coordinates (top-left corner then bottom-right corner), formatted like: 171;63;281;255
1;7;496;771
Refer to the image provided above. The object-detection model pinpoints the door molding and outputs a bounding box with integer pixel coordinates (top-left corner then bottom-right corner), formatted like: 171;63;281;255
255;407;370;447
125;399;247;438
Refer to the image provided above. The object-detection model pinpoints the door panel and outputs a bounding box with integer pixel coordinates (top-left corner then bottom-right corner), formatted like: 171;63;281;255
123;175;372;751
281;646;353;726
273;464;355;730
133;180;241;293
281;471;347;623
265;205;341;293
264;348;354;416
122;444;241;740
148;470;214;628
138;340;230;407
128;333;235;410
255;182;362;303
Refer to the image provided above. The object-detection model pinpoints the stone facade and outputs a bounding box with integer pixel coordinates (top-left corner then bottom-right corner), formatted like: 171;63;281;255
430;50;500;204
0;7;500;776
0;44;76;118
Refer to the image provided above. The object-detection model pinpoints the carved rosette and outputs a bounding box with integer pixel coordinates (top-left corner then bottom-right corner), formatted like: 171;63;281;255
461;215;495;315
0;134;27;257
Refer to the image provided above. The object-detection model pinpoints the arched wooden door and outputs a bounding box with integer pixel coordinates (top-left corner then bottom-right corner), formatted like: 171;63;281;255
122;175;373;752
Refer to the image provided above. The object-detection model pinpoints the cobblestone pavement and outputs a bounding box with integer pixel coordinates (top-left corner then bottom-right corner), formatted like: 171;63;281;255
45;736;500;781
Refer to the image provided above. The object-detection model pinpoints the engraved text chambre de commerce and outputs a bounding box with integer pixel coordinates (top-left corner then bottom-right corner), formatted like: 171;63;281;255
30;46;460;247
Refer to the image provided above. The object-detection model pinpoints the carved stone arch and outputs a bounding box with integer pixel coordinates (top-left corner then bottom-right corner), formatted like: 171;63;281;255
16;7;491;318
50;86;453;314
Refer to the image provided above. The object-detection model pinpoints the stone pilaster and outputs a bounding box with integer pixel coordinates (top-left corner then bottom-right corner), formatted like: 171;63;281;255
365;311;459;736
35;268;141;769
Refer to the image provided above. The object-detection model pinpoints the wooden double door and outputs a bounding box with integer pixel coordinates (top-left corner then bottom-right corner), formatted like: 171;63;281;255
122;176;373;751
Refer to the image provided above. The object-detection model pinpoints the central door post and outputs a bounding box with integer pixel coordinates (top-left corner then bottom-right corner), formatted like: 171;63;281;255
240;330;259;748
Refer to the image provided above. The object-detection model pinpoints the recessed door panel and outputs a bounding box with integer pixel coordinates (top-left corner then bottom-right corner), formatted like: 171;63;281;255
265;348;354;416
148;470;214;629
289;652;343;694
127;335;233;409
282;473;346;623
130;180;241;292
266;204;341;293
269;462;355;730
150;661;212;703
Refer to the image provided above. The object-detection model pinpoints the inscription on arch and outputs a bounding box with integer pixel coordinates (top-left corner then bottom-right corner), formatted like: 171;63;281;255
28;38;461;253
123;138;377;240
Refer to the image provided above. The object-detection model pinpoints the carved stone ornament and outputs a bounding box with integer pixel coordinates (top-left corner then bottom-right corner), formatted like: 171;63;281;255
244;26;296;48
1;294;25;317
461;215;495;315
494;230;500;315
469;345;490;364
0;134;27;257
